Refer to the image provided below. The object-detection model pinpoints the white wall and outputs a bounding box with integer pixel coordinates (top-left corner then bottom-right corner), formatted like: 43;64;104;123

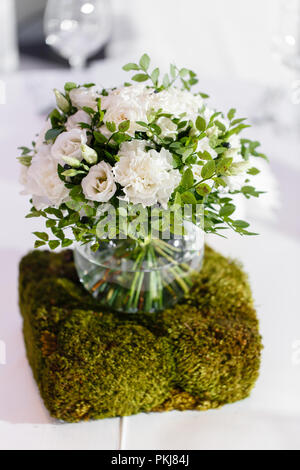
110;0;286;86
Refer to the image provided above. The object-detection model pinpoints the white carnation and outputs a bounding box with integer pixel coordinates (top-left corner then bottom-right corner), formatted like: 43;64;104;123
51;129;87;164
101;84;153;137
113;140;181;208
150;88;204;121
20;145;68;210
66;110;91;131
81;161;116;203
69;86;99;110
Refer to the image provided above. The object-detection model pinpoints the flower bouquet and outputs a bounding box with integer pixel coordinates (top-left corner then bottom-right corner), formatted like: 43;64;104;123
19;54;267;314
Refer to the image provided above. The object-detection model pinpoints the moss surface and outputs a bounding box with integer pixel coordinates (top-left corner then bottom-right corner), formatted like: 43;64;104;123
19;246;262;422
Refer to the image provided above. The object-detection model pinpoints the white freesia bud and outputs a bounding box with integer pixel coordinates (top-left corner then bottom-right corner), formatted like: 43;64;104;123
54;89;70;113
81;143;98;165
229;161;251;176
62;155;81;168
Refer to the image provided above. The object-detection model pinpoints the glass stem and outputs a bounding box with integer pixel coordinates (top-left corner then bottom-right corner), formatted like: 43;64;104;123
69;55;86;70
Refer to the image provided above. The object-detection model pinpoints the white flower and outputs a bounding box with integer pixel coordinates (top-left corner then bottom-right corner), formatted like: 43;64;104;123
155;117;177;139
113;140;181;208
101;84;153;137
20;145;69;210
81;161;116;203
223;174;248;192
66;110;91;131
51;129;87;164
197;137;217;158
223;160;250;192
224;134;242;161
69;86;99;110
150;87;204;121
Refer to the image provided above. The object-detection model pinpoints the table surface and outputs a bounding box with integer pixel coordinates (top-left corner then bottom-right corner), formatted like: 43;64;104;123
0;59;300;450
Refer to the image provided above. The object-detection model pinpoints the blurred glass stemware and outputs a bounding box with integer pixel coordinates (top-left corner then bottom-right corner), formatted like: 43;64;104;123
44;0;112;70
251;0;300;132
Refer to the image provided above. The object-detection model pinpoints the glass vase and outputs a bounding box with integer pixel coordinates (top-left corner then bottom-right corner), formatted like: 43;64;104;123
74;223;204;314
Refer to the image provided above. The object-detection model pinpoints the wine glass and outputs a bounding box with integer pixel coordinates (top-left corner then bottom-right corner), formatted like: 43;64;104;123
272;0;300;72
251;0;300;130
44;0;112;70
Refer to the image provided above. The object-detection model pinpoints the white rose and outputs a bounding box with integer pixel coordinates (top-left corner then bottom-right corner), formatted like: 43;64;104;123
69;86;99;110
81;161;116;203
113;140;181;208
51;129;87;164
20;145;69;210
66;110;91;131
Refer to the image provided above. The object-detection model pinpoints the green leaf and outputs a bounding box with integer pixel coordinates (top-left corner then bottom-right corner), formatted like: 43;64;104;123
106;121;116;133
215;120;226;133
201;160;215;179
179;68;189;77
195;116;206;132
132;73;149;82
62;239;73;248
181;191;197;204
196;183;212;197
18;156;32;167
197;151;212;162
227;108;236;121
151;68;160;86
66;200;82;211
82;106;96;116
181;168;194;190
118;120;130;132
18;146;31;155
163;74;170;88
34;240;46;248
94;131;108;144
139;53;150;71
46;219;57;228
49;240;60;250
64;82;77;92
33;232;49;241
122;63;140;71
216;157;233;175
232;220;250;228
247;167;260;176
242;185;261;198
45;128;64;142
219;204;236;217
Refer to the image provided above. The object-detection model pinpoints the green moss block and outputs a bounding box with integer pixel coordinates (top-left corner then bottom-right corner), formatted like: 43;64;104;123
18;246;262;422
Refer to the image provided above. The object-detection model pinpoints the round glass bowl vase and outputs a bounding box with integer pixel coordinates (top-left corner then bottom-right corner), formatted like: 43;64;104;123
74;224;204;314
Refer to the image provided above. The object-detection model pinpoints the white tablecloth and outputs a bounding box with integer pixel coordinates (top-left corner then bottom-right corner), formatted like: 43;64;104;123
0;60;299;450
